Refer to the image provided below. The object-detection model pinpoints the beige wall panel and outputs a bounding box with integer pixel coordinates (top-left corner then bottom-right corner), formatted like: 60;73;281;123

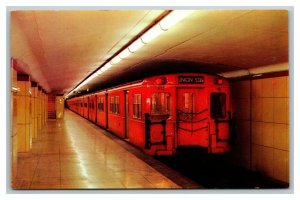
262;78;274;97
261;122;274;147
31;87;37;139
273;98;288;124
33;118;38;138
252;122;262;145
251;98;263;121
252;145;274;178
262;98;274;122
273;76;288;98
11;132;18;179
251;79;262;97
25;96;31;123
273;149;289;183
17;124;30;152
230;74;289;183
34;97;39;137
240;80;250;99
41;93;44;126
37;90;41;131
241;98;250;120
231;142;251;169
287;76;289;98
273;123;288;151
287;98;289;123
17;95;25;123
11;67;18;186
18;82;26;95
235;99;250;120
17;125;25;152
238;121;251;142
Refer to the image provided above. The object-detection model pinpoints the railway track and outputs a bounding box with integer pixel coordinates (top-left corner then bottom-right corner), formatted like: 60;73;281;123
155;153;288;189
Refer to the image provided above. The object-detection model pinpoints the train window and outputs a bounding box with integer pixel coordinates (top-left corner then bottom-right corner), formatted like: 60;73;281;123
210;93;226;119
184;93;194;113
150;93;171;116
98;97;104;111
133;94;142;119
84;103;87;107
115;96;120;114
110;96;115;113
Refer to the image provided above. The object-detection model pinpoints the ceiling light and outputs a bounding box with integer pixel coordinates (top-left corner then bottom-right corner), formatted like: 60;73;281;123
119;48;131;59
110;56;122;65
128;38;144;52
96;69;103;75
141;24;164;43
91;73;98;79
101;62;112;72
159;10;193;30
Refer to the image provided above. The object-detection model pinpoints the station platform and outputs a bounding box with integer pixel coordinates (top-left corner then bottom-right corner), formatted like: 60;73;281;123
13;110;200;189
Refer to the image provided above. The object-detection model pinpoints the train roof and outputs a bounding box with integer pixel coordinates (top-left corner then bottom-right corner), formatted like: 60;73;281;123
67;72;228;99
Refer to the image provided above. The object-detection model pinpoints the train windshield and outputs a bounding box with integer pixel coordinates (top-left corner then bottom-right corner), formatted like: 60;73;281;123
210;92;226;119
150;93;171;116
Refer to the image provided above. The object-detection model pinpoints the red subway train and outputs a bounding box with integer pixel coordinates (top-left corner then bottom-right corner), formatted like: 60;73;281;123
66;73;234;155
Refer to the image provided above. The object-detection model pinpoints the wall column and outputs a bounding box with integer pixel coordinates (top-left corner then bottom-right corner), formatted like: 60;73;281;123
45;93;48;122
11;65;19;187
41;91;45;127
37;86;42;133
17;74;32;152
31;82;38;139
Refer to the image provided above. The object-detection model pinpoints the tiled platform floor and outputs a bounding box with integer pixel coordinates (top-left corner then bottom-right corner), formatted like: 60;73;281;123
12;110;181;189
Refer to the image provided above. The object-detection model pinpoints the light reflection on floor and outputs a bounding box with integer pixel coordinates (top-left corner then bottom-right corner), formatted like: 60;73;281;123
12;110;180;189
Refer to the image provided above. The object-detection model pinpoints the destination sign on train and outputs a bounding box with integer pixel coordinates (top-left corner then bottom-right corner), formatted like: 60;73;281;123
178;76;204;84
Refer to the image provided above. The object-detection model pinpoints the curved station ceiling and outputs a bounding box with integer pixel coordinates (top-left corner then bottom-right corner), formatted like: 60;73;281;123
10;9;288;97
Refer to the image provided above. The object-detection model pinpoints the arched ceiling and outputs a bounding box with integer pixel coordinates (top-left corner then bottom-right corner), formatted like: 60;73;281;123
10;9;288;95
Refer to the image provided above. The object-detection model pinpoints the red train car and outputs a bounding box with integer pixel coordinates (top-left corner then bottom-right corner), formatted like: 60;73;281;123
66;73;233;155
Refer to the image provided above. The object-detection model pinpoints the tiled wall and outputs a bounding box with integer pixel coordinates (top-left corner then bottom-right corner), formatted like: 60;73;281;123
11;67;18;186
230;75;289;183
17;77;32;152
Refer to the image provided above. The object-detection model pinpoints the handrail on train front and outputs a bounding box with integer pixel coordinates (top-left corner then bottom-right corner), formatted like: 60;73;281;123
176;108;208;133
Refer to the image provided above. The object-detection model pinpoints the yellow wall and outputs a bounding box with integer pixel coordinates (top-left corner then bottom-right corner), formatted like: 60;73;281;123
31;85;38;139
17;77;32;152
230;74;289;183
11;67;19;187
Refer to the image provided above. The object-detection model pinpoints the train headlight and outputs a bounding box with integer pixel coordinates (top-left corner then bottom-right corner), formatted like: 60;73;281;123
155;77;167;85
214;79;223;85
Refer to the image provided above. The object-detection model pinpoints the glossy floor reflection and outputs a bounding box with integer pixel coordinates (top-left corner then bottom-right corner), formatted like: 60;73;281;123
13;110;180;189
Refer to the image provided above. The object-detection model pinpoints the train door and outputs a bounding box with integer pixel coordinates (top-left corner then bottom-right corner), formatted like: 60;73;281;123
176;88;209;149
124;91;129;139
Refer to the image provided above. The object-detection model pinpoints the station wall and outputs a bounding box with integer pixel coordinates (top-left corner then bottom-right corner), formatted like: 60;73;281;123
229;71;289;183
